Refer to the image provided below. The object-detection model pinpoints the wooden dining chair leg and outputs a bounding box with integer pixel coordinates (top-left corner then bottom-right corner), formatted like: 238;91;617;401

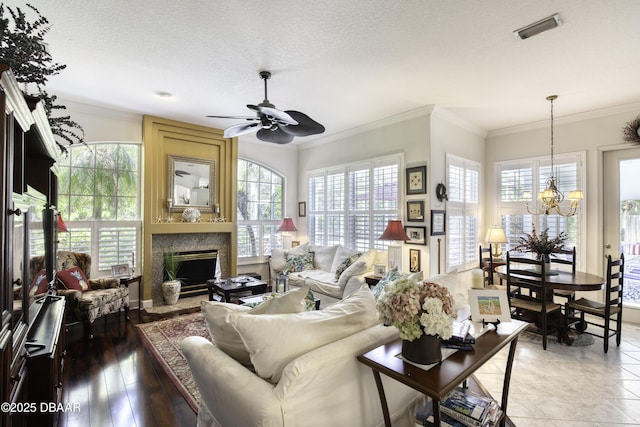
541;313;547;350
616;314;623;347
604;316;610;353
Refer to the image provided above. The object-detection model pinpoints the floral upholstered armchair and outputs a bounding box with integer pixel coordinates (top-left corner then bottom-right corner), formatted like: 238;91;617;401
30;251;130;339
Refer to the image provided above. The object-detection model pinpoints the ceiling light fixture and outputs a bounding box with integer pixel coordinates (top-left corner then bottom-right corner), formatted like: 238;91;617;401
522;95;583;217
155;91;173;98
514;13;562;40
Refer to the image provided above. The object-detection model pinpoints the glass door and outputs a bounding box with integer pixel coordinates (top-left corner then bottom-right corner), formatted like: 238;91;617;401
604;147;640;324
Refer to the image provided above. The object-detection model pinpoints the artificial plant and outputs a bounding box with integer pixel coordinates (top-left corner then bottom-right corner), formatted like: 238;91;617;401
0;3;84;151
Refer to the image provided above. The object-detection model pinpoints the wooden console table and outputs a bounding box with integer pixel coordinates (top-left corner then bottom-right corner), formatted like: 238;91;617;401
357;319;527;427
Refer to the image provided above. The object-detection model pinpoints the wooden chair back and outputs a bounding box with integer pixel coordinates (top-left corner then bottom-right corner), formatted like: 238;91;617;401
479;245;494;286
549;246;576;274
506;252;561;350
605;254;624;316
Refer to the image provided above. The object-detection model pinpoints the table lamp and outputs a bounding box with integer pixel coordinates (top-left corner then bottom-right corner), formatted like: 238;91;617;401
277;217;297;249
378;220;410;271
485;226;508;258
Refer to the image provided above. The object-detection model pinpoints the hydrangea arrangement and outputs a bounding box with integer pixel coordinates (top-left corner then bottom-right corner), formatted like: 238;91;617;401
376;277;456;341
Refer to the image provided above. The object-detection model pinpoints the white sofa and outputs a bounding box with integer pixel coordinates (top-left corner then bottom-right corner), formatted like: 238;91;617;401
182;270;471;427
269;243;386;306
182;285;421;427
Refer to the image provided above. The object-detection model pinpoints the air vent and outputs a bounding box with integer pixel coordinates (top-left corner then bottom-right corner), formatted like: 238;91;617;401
514;13;562;40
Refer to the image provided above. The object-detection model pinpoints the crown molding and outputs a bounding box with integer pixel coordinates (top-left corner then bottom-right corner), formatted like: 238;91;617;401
488;101;640;138
431;106;487;138
297;105;434;150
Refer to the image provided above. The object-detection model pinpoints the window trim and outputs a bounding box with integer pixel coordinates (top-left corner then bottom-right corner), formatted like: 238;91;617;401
237;158;285;263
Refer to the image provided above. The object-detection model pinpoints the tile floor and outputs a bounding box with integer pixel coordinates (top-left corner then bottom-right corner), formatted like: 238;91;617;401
474;322;640;426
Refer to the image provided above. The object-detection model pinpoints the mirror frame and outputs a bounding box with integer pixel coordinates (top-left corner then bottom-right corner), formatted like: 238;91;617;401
167;155;216;213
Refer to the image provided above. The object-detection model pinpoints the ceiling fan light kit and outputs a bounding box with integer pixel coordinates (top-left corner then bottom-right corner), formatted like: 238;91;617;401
207;71;325;144
513;13;562;40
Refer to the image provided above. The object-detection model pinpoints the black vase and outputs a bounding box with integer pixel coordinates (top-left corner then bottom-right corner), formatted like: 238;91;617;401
402;333;442;365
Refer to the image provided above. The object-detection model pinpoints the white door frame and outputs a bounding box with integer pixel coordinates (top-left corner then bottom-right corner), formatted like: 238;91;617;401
603;146;640;325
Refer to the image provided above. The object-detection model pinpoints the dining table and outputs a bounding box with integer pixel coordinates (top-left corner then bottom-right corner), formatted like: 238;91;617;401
494;265;606;343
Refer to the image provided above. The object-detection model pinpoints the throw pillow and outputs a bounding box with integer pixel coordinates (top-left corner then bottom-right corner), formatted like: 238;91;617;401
22;269;49;298
57;266;90;292
310;244;339;272
231;284;379;383
329;245;358;273
334;252;362;280
201;285;311;365
270;243;310;273
283;252;314;273
371;267;403;299
337;259;369;288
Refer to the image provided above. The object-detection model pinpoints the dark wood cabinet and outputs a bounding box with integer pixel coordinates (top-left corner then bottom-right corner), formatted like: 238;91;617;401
1;63;63;427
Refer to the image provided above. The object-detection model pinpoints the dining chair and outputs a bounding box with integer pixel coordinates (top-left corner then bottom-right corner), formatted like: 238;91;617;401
565;254;624;353
551;246;576;304
507;253;562;350
479;244;494;286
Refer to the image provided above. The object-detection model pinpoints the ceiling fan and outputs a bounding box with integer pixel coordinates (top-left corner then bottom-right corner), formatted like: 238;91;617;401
207;71;325;144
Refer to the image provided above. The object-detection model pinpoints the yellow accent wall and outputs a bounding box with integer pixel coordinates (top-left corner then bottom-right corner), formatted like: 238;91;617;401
142;115;238;304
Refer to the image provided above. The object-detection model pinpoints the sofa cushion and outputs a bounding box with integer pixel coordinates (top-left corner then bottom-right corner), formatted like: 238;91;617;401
310;244;339;272
202;285;310;365
270;243;310;273
334;252;361;280
283;252;314;273
330;245;359;274
231;284;379;383
57;266;90;292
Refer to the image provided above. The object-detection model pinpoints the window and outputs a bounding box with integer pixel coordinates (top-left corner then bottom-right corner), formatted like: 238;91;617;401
57;143;141;275
496;152;585;261
308;156;400;251
237;159;284;261
447;154;480;271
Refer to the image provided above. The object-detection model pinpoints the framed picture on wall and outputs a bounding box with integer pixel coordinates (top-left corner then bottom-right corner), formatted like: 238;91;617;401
409;248;421;273
431;210;446;235
298;201;306;217
404;226;427;245
406;200;425;222
406;165;427;195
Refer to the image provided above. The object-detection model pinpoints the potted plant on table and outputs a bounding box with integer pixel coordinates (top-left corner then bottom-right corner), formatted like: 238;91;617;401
376;277;456;364
162;249;182;305
514;225;567;273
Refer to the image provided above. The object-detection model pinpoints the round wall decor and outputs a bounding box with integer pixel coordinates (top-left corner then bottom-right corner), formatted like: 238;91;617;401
436;183;448;202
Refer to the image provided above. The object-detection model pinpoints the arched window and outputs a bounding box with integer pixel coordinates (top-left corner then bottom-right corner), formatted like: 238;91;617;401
56;143;141;276
237;159;284;261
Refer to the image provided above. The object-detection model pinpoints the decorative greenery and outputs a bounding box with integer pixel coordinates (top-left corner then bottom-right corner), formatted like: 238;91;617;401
514;225;567;256
163;249;181;282
376;277;456;341
622;115;640;145
0;3;84;151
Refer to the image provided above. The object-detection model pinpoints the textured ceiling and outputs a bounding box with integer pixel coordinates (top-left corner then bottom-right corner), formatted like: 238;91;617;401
3;0;640;144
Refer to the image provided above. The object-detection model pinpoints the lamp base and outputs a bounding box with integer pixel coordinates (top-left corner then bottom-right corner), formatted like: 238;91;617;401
282;235;293;250
387;243;403;272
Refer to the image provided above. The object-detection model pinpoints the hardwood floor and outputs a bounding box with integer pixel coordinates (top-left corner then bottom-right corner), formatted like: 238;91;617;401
59;310;197;427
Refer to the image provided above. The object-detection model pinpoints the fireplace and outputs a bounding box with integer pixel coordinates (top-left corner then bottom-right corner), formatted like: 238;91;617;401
167;249;219;299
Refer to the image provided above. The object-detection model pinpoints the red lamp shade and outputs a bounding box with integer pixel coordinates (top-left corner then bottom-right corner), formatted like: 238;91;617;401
277;217;297;232
378;220;410;241
57;214;69;233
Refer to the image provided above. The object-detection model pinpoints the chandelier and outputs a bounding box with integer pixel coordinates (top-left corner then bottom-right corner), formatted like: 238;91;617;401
523;95;583;217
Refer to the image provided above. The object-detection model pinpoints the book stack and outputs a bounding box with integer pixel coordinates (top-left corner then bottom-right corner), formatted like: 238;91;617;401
440;321;476;351
438;387;503;427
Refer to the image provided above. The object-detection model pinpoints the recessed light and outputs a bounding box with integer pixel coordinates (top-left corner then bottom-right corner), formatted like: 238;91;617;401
514;13;562;40
155;91;173;98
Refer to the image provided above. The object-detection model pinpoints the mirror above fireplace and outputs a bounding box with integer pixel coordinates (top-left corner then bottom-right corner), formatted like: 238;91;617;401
167;155;216;213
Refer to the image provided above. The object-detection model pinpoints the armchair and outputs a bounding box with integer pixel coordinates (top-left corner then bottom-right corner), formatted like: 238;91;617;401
30;251;129;339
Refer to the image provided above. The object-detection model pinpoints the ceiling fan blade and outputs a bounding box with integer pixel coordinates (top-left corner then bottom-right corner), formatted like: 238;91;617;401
279;111;325;136
256;127;295;144
206;114;259;120
247;104;298;125
224;122;259;138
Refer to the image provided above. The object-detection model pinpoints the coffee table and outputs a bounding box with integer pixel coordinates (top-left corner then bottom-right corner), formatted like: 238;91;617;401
239;292;321;310
206;276;268;302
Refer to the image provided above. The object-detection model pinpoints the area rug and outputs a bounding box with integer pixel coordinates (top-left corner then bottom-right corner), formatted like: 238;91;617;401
136;312;210;412
519;330;595;347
